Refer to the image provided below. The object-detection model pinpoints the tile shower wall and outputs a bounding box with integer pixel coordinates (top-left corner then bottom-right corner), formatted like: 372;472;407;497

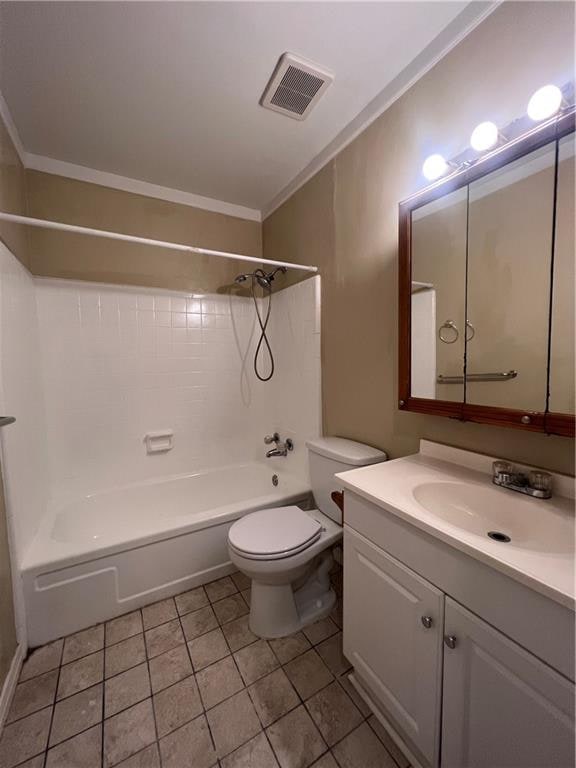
35;276;321;505
0;243;49;648
259;276;321;480
0;244;48;562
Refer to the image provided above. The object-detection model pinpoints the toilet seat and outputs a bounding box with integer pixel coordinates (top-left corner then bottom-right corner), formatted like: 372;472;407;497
228;506;322;561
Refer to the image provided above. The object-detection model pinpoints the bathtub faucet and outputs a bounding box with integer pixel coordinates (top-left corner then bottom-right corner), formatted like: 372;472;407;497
264;432;294;458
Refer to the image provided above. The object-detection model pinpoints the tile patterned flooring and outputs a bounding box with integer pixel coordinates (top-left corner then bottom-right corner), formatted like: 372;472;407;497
0;567;410;768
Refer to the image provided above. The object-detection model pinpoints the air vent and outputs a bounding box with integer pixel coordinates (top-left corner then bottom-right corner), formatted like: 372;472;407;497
261;53;334;121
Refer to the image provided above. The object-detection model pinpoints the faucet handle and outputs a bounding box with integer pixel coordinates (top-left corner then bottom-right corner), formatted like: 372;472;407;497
528;470;553;494
264;433;279;445
493;460;514;481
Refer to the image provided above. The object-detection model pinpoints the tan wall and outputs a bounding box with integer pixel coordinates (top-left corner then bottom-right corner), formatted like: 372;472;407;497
0;108;28;266
26;170;262;294
263;1;575;474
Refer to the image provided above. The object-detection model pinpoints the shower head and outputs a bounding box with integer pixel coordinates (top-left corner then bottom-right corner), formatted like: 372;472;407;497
233;267;287;289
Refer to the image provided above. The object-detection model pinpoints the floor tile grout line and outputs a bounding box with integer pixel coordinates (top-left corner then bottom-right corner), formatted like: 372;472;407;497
6;661;362;768
365;717;407;768
6;571;363;768
173;590;218;763
39;640;65;768
141;612;161;768
101;620;109;768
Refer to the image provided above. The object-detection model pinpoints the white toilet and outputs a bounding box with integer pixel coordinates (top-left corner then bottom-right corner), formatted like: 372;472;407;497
228;437;386;638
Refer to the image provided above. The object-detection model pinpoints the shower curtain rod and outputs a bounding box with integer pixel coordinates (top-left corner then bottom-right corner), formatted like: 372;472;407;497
0;212;319;274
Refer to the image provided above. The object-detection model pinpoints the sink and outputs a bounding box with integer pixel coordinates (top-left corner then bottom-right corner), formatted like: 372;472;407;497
412;481;573;554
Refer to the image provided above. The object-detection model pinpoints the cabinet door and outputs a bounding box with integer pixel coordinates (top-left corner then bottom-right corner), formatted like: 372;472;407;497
442;597;575;768
343;526;444;766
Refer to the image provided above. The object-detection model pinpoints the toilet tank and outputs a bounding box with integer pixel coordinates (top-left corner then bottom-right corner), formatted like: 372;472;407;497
306;437;387;524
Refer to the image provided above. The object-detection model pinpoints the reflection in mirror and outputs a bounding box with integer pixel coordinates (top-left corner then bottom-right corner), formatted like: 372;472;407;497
411;188;467;401
549;133;575;414
465;143;556;411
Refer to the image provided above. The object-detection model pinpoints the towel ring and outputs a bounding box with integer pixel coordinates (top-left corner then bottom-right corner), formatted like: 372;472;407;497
438;320;475;344
438;320;458;344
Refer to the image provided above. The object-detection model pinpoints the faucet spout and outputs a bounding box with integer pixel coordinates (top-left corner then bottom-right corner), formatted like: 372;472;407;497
263;433;294;458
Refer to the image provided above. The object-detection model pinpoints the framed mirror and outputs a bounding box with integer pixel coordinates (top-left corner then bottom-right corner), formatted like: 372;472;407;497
398;110;575;437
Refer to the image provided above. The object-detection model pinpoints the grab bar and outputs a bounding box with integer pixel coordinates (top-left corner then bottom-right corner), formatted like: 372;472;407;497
437;370;518;384
0;417;15;427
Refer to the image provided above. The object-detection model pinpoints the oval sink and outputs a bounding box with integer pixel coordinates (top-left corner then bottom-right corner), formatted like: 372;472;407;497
412;481;573;554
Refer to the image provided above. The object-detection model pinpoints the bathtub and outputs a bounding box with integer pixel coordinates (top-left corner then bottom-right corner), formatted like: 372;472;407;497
22;463;310;646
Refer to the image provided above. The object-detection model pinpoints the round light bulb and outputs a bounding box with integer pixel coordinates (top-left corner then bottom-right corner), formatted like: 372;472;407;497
527;85;562;121
470;121;499;151
422;154;448;181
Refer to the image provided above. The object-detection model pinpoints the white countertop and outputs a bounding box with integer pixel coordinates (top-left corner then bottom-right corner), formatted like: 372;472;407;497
337;442;575;610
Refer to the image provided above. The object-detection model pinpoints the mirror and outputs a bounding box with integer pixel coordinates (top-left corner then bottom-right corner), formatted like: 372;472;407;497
411;188;467;402
466;142;556;411
399;111;575;436
549;133;575;415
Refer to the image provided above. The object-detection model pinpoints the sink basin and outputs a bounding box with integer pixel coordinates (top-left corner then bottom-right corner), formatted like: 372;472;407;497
412;481;573;554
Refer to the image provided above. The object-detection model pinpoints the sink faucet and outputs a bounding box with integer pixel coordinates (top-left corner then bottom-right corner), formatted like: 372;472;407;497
264;432;294;458
492;461;552;499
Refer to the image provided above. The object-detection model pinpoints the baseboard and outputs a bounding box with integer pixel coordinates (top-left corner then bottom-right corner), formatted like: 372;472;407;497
348;672;425;768
0;645;24;730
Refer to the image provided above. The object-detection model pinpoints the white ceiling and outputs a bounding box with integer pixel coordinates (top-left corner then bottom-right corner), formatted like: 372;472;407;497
0;2;485;216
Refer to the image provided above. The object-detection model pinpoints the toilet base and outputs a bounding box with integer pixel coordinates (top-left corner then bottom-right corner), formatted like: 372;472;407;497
249;551;336;638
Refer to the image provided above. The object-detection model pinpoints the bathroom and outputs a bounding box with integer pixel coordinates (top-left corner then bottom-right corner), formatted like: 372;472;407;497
0;1;574;767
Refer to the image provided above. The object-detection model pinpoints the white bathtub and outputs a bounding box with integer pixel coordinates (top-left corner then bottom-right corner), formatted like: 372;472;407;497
22;463;310;646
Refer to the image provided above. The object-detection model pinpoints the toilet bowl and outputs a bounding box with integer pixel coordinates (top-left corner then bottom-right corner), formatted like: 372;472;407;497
228;437;387;638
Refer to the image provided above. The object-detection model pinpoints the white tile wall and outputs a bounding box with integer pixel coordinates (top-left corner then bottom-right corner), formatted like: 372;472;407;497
0;243;49;647
34;275;321;504
0;244;48;563
260;276;322;480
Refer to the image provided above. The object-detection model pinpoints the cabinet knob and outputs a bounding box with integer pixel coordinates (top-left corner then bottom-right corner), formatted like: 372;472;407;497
421;616;433;629
444;635;457;649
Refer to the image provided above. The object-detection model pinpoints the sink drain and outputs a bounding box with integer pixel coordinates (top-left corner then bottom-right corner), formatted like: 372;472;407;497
487;531;511;543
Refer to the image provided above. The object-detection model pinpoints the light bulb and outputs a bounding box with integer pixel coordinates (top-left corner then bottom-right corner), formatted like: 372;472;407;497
422;154;448;181
527;85;562;121
470;121;499;151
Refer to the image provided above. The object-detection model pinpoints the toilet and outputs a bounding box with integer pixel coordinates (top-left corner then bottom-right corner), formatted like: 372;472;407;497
228;437;387;638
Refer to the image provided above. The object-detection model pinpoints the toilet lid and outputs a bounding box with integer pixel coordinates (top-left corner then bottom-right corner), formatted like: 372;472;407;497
229;507;322;557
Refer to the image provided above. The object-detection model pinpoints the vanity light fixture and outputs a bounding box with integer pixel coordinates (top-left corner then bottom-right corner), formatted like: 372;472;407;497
527;84;563;121
422;154;449;181
470;121;499;151
417;81;573;195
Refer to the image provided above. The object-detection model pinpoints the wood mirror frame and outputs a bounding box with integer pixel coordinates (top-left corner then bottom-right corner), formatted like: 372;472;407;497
398;110;575;438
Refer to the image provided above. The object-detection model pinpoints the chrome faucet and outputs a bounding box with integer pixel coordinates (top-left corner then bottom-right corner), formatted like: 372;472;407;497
264;432;294;458
492;461;553;499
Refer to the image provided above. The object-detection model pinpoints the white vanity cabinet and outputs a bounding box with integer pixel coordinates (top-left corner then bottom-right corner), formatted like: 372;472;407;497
442;598;575;768
342;492;575;768
344;527;444;765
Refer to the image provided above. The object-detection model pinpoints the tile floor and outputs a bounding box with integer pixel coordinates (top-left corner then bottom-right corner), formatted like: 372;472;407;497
0;567;411;768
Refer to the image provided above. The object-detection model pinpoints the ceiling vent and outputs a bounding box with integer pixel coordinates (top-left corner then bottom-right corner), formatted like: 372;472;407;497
260;53;334;121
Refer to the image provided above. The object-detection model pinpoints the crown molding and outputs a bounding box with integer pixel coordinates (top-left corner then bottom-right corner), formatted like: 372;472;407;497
24;154;261;222
1;2;500;226
1;86;261;221
262;1;501;220
0;91;25;163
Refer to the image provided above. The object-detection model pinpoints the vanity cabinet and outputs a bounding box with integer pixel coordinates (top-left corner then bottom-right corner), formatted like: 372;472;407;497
343;503;575;768
442;598;575;768
344;527;444;764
